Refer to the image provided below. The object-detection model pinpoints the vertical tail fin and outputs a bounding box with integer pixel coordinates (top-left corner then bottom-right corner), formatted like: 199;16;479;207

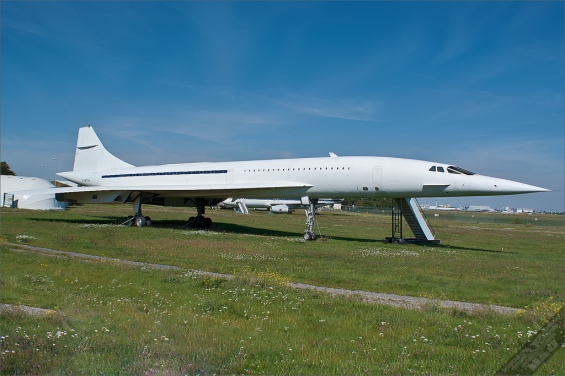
73;126;134;171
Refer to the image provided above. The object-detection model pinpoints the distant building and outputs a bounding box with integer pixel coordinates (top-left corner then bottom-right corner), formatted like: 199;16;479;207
466;205;495;212
424;201;458;211
1;176;67;210
516;208;534;214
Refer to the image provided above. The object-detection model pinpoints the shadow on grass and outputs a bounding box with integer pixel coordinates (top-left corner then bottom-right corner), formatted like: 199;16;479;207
27;216;133;225
26;217;379;242
26;217;514;249
215;222;379;242
434;243;517;254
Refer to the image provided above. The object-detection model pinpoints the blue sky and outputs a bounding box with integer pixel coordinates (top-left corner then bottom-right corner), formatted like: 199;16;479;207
2;2;563;212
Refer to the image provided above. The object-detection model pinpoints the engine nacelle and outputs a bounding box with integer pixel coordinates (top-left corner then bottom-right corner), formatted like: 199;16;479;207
270;204;291;214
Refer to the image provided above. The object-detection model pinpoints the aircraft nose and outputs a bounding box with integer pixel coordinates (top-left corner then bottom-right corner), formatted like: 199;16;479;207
460;175;550;196
492;178;550;194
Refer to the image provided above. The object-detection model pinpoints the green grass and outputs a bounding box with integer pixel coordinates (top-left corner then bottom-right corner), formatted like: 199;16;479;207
1;249;563;375
348;207;564;227
1;205;563;374
1;205;562;308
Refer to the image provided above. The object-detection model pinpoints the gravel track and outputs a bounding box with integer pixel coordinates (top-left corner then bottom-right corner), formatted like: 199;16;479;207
0;303;56;316
7;243;519;315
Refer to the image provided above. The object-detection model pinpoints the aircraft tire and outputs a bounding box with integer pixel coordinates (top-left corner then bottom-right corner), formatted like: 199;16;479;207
196;216;206;228
144;216;152;227
303;232;312;241
188;217;196;228
310;232;316;241
127;215;134;227
135;216;146;228
204;217;212;228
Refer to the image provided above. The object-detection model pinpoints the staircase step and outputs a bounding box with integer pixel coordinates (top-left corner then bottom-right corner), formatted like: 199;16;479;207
396;198;435;241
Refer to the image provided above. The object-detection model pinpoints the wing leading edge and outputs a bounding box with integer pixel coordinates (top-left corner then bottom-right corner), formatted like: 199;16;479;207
9;181;314;204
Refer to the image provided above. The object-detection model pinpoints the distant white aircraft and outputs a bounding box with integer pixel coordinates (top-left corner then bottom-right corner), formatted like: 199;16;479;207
219;197;341;214
424;200;459;211
11;126;549;240
425;206;459;211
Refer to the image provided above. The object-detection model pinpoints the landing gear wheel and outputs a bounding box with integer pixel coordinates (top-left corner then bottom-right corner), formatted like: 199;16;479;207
188;217;196;228
135;216;146;228
189;199;213;229
204;217;212;228
126;215;134;227
144;216;152;227
303;232;316;241
196;216;206;228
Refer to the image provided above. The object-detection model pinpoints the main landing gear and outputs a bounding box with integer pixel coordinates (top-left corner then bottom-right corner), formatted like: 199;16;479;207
302;196;318;241
125;195;152;227
121;195;218;229
188;198;213;229
126;214;152;227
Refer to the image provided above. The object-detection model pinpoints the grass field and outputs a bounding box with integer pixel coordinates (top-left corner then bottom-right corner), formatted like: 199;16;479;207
1;205;563;374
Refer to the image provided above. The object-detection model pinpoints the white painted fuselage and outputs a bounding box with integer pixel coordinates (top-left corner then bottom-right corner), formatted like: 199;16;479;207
58;156;547;200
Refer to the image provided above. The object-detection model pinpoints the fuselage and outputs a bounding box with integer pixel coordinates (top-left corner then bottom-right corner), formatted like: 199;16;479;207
58;156;547;199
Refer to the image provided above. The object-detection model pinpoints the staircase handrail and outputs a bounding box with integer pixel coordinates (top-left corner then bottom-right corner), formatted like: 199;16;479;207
414;198;436;237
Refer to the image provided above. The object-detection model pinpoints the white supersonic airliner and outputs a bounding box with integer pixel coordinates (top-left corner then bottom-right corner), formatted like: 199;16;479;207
10;126;549;240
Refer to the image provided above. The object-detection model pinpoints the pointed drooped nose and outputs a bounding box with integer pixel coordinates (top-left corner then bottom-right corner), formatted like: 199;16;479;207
492;179;550;195
456;175;550;196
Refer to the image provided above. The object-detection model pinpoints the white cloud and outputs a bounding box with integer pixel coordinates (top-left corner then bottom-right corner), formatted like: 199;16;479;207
270;94;380;122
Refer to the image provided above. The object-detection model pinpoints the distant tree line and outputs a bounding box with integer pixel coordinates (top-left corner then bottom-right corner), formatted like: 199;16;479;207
341;197;393;208
1;162;16;176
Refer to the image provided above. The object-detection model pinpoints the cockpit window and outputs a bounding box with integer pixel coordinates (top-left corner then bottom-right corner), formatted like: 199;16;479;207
429;166;436;171
447;166;475;175
437;166;445;172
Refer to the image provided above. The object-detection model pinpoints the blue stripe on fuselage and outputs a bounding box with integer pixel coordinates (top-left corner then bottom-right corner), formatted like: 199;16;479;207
101;170;228;178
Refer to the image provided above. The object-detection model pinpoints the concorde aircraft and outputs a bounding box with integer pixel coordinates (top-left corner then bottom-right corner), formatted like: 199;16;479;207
10;126;549;240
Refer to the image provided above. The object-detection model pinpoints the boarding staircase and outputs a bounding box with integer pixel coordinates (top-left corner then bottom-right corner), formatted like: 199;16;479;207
235;199;249;215
385;198;439;244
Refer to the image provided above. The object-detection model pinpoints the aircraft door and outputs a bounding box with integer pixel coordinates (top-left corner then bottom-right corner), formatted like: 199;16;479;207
372;166;382;192
226;169;234;184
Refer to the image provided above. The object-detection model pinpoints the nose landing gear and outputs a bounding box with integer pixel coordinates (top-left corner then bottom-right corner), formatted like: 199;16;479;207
303;231;316;241
302;196;318;241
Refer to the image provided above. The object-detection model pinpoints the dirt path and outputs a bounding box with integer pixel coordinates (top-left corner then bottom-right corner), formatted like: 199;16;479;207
0;303;56;316
8;243;519;315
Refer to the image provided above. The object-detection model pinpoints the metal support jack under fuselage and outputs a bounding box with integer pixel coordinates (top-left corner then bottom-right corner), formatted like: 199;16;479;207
301;196;318;241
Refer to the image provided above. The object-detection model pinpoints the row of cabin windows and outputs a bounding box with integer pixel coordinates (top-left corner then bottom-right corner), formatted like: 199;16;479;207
429;165;475;175
244;167;350;173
